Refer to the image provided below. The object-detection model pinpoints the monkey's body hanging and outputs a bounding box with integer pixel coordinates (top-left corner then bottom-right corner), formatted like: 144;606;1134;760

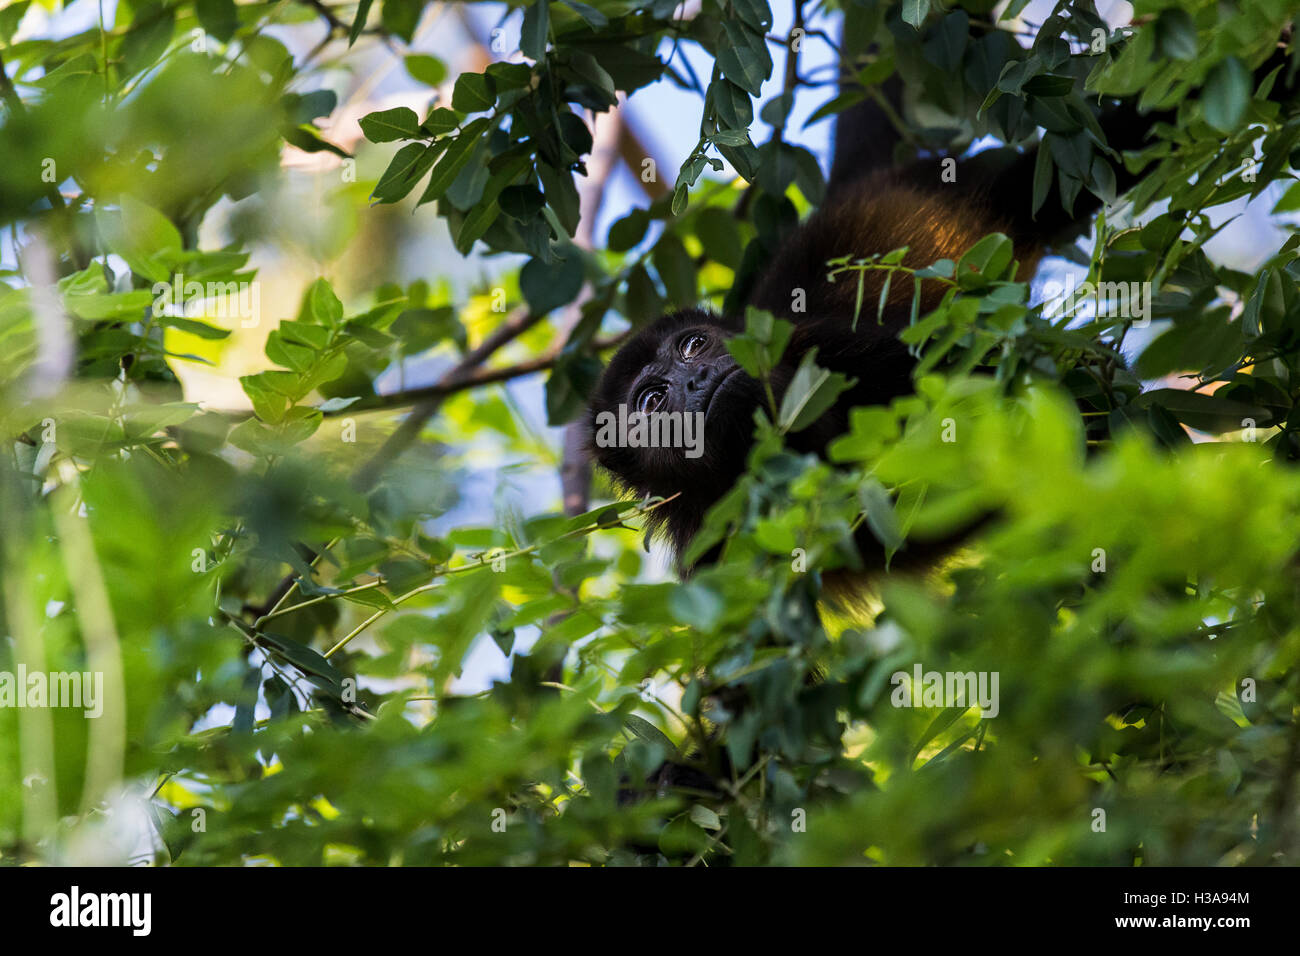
586;158;1041;574
586;21;1300;578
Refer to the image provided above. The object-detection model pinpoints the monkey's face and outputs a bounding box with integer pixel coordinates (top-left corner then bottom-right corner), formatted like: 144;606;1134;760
587;309;767;498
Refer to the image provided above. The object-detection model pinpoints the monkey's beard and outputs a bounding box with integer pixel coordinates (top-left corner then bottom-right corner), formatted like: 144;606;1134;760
634;365;774;494
593;364;795;569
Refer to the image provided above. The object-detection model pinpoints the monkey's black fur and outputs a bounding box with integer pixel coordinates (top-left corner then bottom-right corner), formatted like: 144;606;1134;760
587;25;1300;579
587;114;1044;573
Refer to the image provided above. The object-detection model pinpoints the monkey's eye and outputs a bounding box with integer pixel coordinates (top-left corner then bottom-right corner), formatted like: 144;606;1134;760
636;385;667;414
679;333;709;360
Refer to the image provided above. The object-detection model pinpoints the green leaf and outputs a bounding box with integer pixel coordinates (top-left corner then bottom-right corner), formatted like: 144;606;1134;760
340;587;395;611
520;254;584;315
624;714;683;759
902;0;930;29
159;316;231;340
120;2;176;78
257;631;345;695
732;0;772;30
97;196;183;284
669;582;724;631
923;11;968;73
711;128;753;147
279;320;333;349
608;208;650;252
0;2;30;44
372;142;440;203
64;290;154;322
956;233;1014;284
652;233;696;306
710;79;753;129
562;0;608;28
909;707;971;765
307;278;345;328
671;183;689;217
859;479;902;553
239;374;290;424
1272;182;1300;214
349;0;374;45
288;88;341;124
625;263;664;323
452;72;495;113
500;184;545;221
391;306;463;354
359;107;420;143
1155;9;1198;62
1134;309;1241;379
282;126;349;158
520;1;550;61
1202;57;1250;133
566;51;617;104
792;145;825;204
122;402;199;439
1023;74;1074;97
380;0;420;41
716;22;772;97
404;54;447;86
778;349;854;433
1134;388;1269;434
545;350;602;424
537;160;581;235
1031;138;1054;217
806;90;865;127
695;207;744;270
488;60;536;92
195;0;237;42
419;119;490;205
689;805;722;830
454;148;533;251
265;332;314;372
421;107;459;136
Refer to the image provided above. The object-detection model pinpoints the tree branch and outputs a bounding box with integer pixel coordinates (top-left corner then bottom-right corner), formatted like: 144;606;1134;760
558;104;624;518
773;0;805;150
251;9;646;614
349;306;545;491
617;119;671;200
302;0;349;34
336;331;630;415
245;307;559;617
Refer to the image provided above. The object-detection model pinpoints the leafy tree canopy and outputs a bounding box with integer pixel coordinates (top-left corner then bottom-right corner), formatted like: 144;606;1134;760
1;0;1299;865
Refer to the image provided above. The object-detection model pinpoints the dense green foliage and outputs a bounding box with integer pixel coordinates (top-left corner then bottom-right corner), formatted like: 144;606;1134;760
2;0;1300;865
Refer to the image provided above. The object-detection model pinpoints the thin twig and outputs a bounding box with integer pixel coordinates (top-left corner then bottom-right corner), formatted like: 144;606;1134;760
334;330;630;415
349;307;544;491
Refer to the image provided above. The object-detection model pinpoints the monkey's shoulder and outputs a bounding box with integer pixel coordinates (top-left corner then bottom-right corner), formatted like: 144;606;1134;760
749;170;1013;331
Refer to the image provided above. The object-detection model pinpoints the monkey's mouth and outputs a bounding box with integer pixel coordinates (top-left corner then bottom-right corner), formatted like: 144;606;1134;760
703;366;745;421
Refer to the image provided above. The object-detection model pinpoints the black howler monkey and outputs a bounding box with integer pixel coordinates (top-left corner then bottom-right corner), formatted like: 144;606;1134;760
586;19;1298;578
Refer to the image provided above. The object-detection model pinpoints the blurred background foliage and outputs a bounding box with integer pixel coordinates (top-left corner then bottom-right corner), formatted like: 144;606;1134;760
1;0;1300;866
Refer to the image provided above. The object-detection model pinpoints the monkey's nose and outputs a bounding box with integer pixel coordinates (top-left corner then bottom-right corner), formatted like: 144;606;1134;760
685;368;711;392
